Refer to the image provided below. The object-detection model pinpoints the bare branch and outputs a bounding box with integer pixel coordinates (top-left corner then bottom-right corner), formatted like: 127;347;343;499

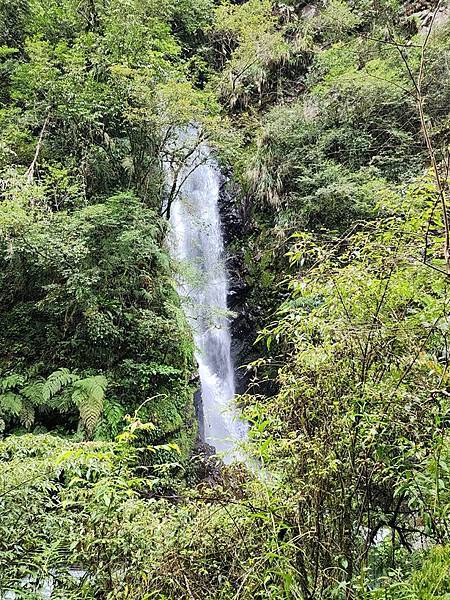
26;113;51;187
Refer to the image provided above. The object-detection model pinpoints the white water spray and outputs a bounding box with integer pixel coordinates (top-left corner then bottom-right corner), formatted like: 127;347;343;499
165;131;248;463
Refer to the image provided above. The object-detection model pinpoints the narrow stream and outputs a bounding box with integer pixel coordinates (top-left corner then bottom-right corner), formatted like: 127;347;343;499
166;131;248;463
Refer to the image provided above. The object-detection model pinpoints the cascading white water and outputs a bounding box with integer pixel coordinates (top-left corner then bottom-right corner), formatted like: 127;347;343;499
165;131;247;463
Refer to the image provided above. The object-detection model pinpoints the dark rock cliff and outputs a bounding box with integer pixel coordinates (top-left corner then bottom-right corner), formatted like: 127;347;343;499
218;176;258;395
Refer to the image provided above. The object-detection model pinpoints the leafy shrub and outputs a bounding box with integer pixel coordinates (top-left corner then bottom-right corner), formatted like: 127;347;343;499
0;192;195;439
243;177;450;595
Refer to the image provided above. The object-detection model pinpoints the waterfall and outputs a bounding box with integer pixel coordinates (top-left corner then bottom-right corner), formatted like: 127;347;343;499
165;130;248;463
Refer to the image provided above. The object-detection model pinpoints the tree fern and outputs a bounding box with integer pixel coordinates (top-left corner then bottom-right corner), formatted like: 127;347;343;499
72;376;108;438
0;370;108;435
19;404;35;429
46;388;74;413
0;374;26;392
21;381;44;406
42;369;78;402
0;392;23;417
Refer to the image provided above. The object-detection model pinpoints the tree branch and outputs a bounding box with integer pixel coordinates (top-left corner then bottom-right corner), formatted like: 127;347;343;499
26;113;51;186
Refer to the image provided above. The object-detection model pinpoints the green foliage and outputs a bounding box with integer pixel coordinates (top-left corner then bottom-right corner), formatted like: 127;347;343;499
212;0;302;110
220;7;450;373
72;375;107;438
241;175;450;596
0;368;107;438
0;428;293;599
2;0;450;598
366;546;450;599
244;43;421;219
0;423;190;599
313;0;361;42
0;0;29;47
42;369;78;402
0;0;203;443
0;192;195;438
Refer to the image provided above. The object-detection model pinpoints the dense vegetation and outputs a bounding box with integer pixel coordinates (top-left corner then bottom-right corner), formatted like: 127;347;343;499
1;0;450;597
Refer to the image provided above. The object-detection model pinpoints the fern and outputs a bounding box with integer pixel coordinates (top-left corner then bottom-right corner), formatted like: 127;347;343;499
0;376;38;429
0;374;26;392
42;369;78;402
46;388;74;413
0;369;108;435
19;404;35;429
20;381;44;406
72;376;107;438
0;392;23;417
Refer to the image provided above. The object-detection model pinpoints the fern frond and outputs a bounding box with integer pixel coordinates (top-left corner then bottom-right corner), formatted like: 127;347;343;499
42;369;79;402
0;374;26;392
46;388;74;413
20;381;44;405
19;403;35;429
72;376;107;438
0;392;23;417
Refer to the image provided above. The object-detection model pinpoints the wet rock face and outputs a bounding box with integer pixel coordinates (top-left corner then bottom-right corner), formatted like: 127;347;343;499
418;2;450;30
404;0;450;28
218;176;250;246
218;176;257;394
